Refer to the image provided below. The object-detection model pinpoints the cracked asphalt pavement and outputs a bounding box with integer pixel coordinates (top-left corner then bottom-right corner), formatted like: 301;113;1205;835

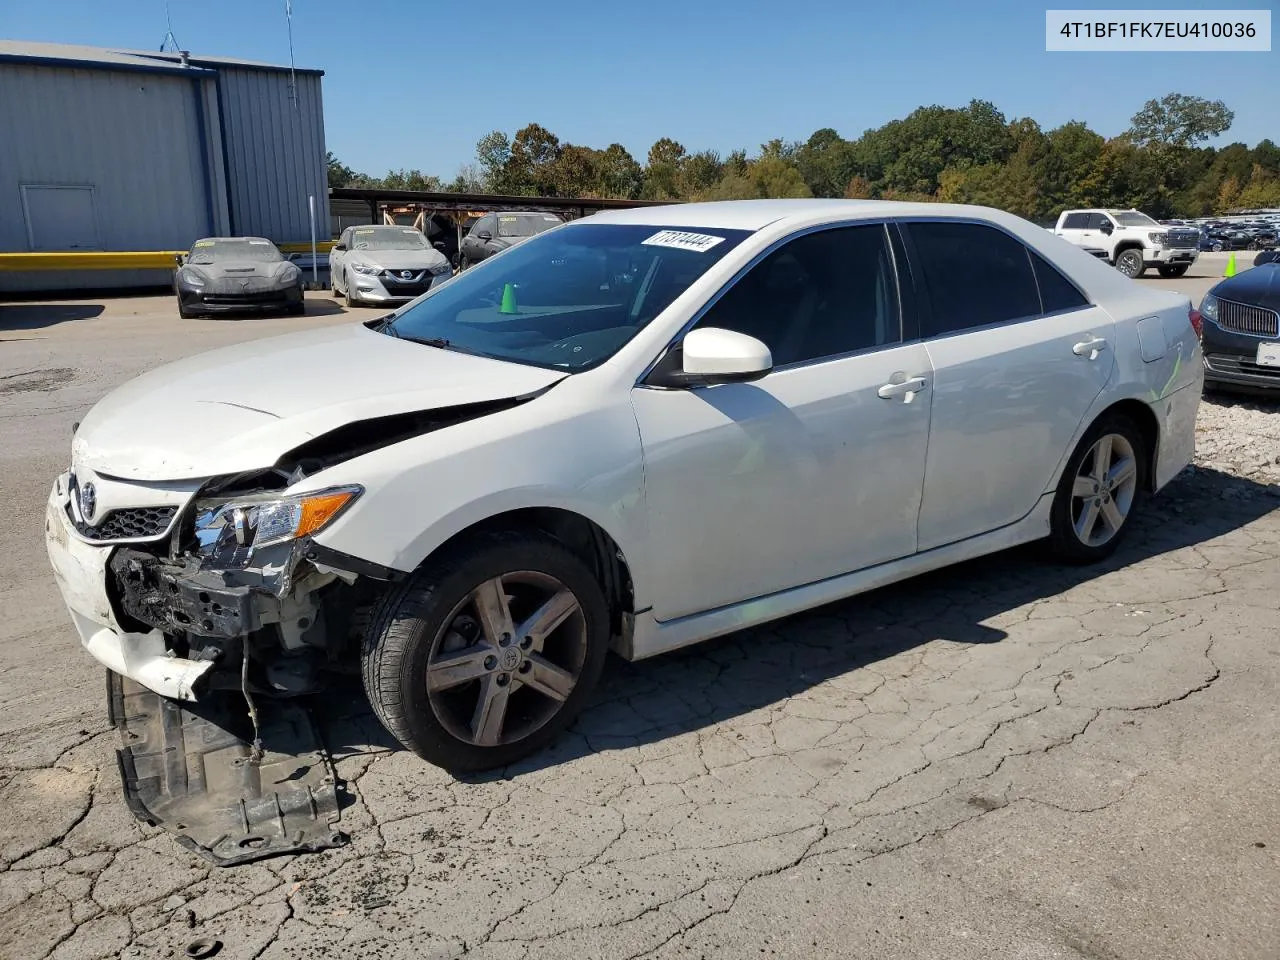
2;279;1278;960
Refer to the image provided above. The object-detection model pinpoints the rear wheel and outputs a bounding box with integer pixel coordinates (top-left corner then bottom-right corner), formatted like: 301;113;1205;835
361;530;609;772
1047;415;1146;564
1115;247;1146;279
1157;264;1189;278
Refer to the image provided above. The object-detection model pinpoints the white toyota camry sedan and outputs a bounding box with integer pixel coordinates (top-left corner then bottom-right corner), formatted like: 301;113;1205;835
46;200;1202;772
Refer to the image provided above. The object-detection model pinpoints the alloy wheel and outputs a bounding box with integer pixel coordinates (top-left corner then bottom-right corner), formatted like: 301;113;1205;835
425;571;587;747
1070;433;1138;548
1117;250;1143;278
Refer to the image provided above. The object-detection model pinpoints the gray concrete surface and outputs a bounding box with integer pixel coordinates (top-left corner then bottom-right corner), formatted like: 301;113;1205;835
1;269;1277;960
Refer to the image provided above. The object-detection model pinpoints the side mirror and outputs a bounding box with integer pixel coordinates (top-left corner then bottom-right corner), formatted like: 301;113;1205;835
174;253;186;266
432;241;447;252
476;230;492;240
647;327;772;388
333;243;347;252
1099;221;1114;235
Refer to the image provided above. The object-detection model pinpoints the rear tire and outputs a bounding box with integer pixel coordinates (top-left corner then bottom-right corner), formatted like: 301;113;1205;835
361;530;610;772
1047;414;1147;564
1157;264;1189;278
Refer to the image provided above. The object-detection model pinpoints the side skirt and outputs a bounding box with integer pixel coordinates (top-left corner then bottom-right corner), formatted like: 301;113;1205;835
627;493;1055;661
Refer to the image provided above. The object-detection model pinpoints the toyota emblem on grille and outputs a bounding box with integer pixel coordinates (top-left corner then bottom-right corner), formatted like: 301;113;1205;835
400;270;412;279
79;481;97;522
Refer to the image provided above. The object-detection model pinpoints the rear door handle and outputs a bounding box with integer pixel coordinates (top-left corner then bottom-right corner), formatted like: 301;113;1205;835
1073;337;1109;360
878;376;928;401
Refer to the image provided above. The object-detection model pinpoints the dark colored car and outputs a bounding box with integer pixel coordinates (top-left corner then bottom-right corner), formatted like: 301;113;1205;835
1198;261;1280;393
174;238;304;318
1198;226;1252;252
458;212;565;269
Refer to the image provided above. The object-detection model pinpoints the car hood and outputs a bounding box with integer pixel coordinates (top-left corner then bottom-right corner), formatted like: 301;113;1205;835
1213;263;1280;311
348;249;449;272
73;324;567;482
187;260;292;279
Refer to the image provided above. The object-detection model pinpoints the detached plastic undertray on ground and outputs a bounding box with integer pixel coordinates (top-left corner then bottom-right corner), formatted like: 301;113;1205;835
107;670;348;866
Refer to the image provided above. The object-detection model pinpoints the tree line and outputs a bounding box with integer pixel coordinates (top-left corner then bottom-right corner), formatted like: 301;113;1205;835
327;93;1280;223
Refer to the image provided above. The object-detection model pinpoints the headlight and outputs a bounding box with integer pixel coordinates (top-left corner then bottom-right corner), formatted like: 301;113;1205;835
1148;232;1168;245
351;262;381;276
180;268;205;287
1199;294;1219;323
193;485;361;558
429;260;453;275
282;263;302;280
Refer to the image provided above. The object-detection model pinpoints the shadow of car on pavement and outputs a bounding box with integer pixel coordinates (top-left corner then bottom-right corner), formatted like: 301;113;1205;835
314;464;1279;781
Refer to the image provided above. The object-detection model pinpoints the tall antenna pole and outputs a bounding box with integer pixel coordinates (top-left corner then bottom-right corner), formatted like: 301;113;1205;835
160;0;182;52
285;0;299;109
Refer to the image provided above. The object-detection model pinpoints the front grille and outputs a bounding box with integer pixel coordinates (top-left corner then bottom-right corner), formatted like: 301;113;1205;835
1165;232;1199;249
1216;299;1280;338
1204;354;1280;380
203;291;288;304
67;504;177;542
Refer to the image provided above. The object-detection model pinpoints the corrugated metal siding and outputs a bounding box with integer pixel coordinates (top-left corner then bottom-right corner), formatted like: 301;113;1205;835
216;68;328;243
0;62;215;291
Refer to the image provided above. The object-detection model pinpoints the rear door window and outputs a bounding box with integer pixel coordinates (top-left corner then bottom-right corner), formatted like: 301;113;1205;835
1061;213;1089;230
902;221;1041;337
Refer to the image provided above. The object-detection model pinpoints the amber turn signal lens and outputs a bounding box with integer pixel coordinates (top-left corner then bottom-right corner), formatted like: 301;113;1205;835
297;490;358;538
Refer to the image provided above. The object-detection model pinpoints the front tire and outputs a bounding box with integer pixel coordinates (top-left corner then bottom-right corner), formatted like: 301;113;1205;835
1047;414;1147;564
1115;248;1146;279
1157;264;1189;278
344;271;359;308
361;530;610;772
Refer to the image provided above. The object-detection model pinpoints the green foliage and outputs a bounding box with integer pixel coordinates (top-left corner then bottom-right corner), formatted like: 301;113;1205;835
326;92;1278;218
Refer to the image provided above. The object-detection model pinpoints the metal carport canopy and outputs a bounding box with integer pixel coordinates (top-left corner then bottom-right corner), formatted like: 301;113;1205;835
329;187;676;221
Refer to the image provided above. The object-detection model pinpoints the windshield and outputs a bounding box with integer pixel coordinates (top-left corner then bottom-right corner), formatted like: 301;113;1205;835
350;227;431;251
386;223;751;371
188;238;282;265
497;215;563;238
1113;211;1160;227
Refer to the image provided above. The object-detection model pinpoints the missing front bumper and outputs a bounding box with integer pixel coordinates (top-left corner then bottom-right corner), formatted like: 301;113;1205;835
110;549;260;638
108;670;348;865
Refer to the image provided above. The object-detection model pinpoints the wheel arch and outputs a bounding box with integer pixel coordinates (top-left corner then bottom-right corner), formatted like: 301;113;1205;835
1077;397;1161;493
413;506;637;649
1113;239;1146;259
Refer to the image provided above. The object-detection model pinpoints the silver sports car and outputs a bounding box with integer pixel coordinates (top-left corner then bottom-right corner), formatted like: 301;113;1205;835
174;237;305;318
331;225;454;306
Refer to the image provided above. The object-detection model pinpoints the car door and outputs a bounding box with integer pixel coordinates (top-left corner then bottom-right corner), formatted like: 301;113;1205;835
899;219;1117;551
331;228;352;289
631;222;934;622
465;216;495;262
1058;212;1090;246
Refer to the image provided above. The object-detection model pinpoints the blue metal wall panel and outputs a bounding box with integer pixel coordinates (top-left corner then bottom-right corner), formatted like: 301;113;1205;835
216;68;328;244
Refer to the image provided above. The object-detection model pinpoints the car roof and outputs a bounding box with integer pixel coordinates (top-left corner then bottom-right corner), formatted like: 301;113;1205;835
584;198;1009;231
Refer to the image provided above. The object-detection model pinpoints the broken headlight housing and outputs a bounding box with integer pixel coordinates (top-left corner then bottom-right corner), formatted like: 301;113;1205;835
192;485;362;561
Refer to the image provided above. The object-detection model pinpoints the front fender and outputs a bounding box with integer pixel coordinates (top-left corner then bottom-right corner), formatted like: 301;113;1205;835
304;390;653;607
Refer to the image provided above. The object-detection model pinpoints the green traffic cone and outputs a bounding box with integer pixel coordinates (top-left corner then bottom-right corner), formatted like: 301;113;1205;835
500;282;517;314
1225;252;1236;278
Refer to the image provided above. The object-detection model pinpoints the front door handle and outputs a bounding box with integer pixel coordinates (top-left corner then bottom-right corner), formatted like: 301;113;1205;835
877;376;928;401
1072;337;1109;360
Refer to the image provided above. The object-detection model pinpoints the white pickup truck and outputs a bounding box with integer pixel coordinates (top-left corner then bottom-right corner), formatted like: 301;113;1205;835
1054;209;1200;279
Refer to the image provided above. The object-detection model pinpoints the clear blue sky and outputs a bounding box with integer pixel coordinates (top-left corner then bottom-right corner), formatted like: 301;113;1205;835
7;0;1277;178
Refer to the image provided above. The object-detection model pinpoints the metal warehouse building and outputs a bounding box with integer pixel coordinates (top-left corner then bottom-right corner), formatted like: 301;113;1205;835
0;40;328;292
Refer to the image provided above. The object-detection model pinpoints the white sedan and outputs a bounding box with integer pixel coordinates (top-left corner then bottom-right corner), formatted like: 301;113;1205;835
46;200;1202;772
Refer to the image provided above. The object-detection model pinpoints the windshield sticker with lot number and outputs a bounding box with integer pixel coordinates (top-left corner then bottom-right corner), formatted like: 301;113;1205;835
641;230;727;253
248;239;271;245
193;240;214;247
